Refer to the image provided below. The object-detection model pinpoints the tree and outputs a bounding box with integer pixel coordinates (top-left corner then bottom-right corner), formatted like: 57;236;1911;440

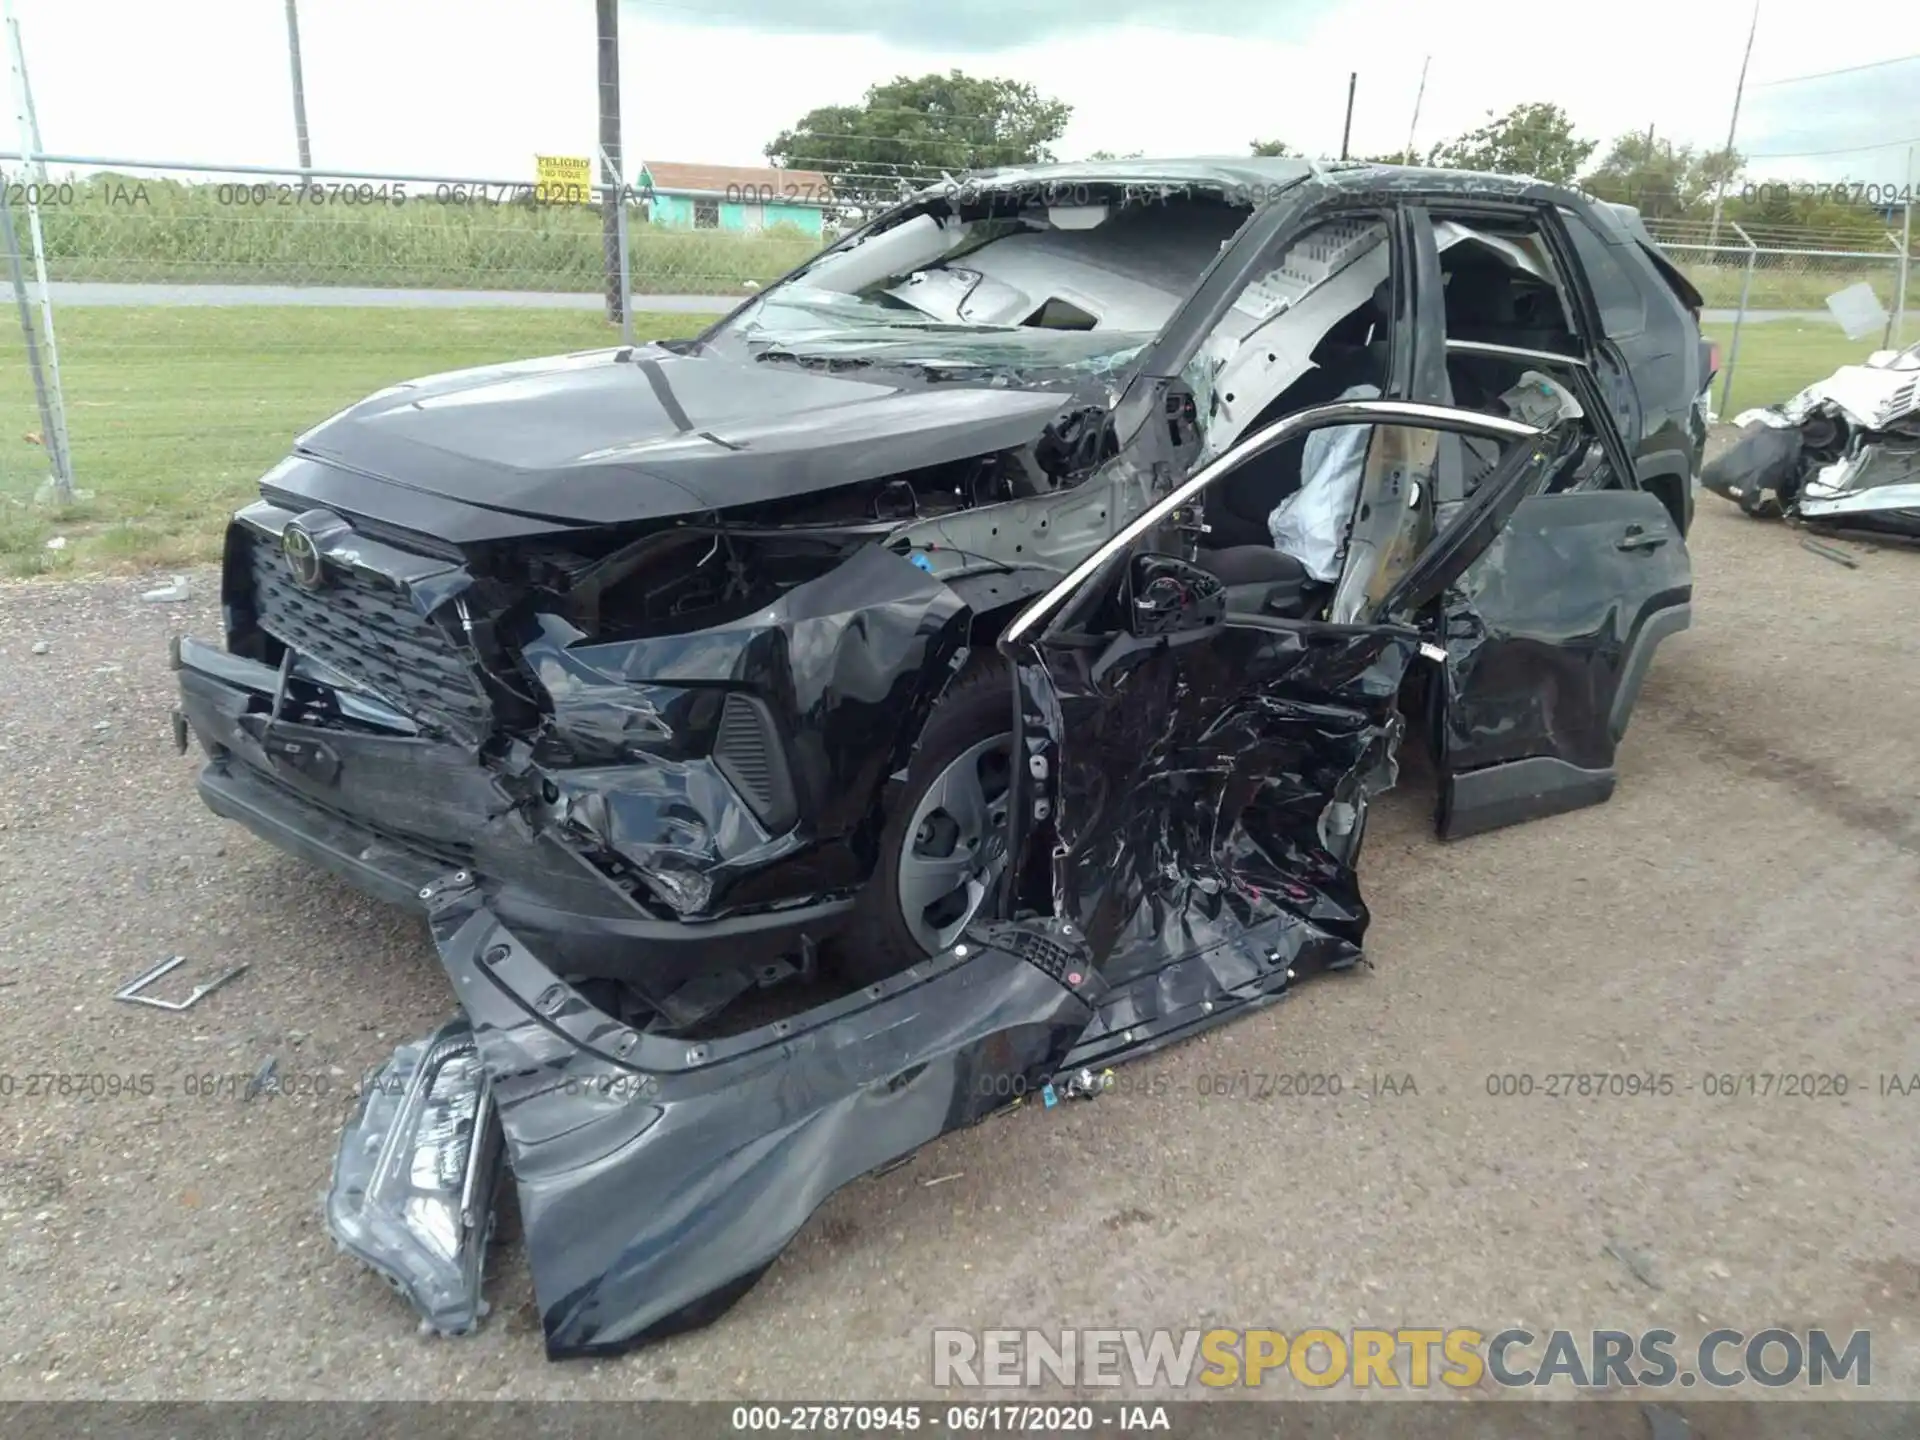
1583;132;1742;221
766;71;1072;201
1359;148;1422;166
1427;102;1595;184
1087;149;1144;161
1250;138;1297;157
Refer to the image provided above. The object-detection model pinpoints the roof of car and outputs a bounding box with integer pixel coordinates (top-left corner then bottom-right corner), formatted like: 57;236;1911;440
964;156;1578;207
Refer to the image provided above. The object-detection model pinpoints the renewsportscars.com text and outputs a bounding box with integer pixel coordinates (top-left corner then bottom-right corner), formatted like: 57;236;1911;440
932;1327;1871;1390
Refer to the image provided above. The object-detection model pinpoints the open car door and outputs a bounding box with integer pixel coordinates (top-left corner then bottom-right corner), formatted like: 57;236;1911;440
994;394;1581;1074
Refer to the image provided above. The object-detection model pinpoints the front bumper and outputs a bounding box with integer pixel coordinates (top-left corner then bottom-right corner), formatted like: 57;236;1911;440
173;638;854;991
422;873;1099;1357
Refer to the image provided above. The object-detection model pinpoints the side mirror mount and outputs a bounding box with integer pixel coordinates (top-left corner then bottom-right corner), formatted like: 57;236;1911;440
1126;554;1225;638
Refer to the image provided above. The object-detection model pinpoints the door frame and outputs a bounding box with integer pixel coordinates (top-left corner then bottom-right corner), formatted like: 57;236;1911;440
1003;399;1544;648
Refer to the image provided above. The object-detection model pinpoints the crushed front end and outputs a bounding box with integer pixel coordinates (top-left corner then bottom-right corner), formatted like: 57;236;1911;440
1703;342;1920;541
173;484;972;1019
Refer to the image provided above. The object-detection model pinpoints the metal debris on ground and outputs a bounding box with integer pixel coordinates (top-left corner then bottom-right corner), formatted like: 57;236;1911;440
1062;1067;1117;1100
920;1173;965;1188
140;575;191;603
1702;340;1920;540
1603;1237;1661;1289
1798;537;1860;569
244;1056;280;1101
1642;1404;1694;1440
112;954;250;1011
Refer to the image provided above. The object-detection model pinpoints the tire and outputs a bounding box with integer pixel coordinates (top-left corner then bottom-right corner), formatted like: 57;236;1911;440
830;657;1015;985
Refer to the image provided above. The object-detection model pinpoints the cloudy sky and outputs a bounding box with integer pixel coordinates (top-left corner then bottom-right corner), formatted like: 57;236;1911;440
7;0;1916;186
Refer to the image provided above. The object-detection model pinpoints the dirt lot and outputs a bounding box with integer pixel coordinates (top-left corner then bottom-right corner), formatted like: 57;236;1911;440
1;478;1917;1403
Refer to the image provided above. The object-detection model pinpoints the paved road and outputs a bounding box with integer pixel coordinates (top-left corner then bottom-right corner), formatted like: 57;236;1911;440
44;281;740;312
1;476;1917;1403
1700;308;1827;325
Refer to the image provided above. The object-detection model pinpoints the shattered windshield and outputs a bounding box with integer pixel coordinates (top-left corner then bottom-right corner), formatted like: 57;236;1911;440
700;180;1257;379
728;286;1154;376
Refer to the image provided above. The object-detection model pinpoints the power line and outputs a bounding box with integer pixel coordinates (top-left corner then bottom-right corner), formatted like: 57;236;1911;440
1753;51;1920;87
1745;134;1920;159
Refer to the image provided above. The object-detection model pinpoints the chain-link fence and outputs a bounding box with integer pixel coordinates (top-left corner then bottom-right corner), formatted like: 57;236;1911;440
3;158;823;298
1643;217;1912;320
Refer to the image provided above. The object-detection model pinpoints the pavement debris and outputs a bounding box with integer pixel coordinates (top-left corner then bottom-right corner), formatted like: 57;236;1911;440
1799;537;1860;569
1603;1237;1660;1289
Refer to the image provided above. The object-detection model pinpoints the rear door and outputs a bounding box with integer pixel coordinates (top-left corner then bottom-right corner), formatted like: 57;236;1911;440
1408;204;1694;839
994;399;1567;1068
1431;474;1692;838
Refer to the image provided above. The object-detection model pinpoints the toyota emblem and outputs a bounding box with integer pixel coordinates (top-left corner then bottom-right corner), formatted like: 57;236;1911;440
281;523;327;591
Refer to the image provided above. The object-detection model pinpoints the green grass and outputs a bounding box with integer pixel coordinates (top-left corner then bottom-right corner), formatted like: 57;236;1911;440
1701;319;1909;417
0;306;714;576
9;185;821;295
1677;259;1911;313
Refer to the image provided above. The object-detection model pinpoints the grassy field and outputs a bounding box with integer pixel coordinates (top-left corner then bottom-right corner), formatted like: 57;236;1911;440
1700;318;1907;417
0;305;1900;576
0;307;712;575
8;186;822;295
1677;259;1913;313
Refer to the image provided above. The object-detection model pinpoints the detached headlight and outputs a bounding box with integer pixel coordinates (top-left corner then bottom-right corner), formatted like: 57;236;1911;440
326;1017;503;1335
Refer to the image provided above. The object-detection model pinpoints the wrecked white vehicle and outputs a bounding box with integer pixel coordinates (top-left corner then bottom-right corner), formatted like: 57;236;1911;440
169;158;1708;1356
1703;340;1920;539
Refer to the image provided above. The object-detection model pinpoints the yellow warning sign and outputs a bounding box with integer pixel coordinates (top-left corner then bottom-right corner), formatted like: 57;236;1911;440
534;154;592;204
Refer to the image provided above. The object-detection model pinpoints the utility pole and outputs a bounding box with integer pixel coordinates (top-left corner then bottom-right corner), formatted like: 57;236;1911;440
1708;0;1760;245
1340;72;1356;161
283;0;312;175
596;0;623;324
1404;55;1429;164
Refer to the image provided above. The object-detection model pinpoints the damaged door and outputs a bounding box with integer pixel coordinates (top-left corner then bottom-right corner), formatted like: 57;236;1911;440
997;397;1574;1072
1405;203;1695;839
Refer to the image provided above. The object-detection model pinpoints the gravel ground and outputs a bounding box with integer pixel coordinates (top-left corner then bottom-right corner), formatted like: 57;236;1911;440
1;470;1917;1403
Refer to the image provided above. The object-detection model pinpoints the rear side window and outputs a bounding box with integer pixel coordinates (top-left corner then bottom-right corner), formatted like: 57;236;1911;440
1560;210;1647;339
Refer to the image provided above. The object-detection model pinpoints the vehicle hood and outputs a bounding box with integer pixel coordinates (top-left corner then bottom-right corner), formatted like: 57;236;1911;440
291;343;1076;526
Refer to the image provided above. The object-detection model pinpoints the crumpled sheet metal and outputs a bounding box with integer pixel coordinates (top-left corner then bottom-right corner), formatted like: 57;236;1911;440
1710;343;1920;538
515;545;973;915
426;879;1097;1358
415;602;1422;1357
1733;343;1920;435
1436;491;1680;777
1014;622;1417;999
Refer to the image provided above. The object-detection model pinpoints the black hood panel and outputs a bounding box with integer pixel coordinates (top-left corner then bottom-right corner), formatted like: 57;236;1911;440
290;343;1073;527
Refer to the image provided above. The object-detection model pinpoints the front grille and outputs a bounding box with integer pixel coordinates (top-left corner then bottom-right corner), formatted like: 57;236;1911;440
239;527;491;741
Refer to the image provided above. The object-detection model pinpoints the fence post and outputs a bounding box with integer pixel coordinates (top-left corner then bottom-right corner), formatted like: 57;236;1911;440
1896;195;1913;350
598;146;634;347
3;9;72;502
0;191;69;498
1718;222;1757;418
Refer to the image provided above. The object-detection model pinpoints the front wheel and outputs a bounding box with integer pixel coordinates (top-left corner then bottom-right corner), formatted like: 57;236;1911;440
831;659;1014;984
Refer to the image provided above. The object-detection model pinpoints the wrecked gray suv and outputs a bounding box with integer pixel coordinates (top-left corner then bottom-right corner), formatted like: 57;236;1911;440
170;158;1705;1356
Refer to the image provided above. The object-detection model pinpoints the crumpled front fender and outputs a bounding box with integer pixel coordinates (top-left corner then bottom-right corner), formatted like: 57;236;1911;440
422;875;1097;1358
